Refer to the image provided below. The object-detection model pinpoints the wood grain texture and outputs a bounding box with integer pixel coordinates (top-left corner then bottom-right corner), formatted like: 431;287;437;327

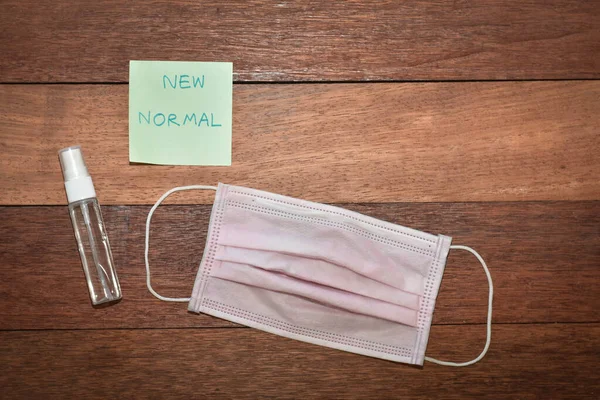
1;82;598;205
1;1;599;82
1;324;599;399
3;2;599;398
1;202;598;330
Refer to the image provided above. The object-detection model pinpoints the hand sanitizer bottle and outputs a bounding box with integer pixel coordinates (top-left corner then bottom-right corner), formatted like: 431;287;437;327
59;146;122;305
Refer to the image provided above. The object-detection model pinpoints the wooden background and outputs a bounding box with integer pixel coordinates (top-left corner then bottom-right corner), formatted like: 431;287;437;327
1;1;599;398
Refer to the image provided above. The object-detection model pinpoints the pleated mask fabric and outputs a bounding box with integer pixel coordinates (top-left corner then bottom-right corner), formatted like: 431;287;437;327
145;183;493;367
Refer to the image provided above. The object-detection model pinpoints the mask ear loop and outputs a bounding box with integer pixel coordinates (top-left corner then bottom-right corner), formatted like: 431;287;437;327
425;245;494;366
145;185;218;302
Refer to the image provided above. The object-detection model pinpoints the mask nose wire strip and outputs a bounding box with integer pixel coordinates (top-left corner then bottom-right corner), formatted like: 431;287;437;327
425;244;494;366
145;185;218;302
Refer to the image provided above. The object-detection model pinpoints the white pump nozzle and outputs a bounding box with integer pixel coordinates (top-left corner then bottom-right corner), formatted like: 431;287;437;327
59;146;90;181
58;145;96;203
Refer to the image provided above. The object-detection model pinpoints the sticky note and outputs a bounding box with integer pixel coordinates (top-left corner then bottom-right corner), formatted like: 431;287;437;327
129;61;233;165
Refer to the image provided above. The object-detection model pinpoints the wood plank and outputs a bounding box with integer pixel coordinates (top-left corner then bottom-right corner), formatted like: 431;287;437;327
1;202;598;330
1;82;598;205
1;1;599;82
1;324;598;399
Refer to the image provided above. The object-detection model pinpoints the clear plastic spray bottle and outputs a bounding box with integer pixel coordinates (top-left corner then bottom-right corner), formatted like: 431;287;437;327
59;146;122;305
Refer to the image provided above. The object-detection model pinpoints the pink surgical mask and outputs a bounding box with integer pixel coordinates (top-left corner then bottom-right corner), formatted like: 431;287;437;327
145;184;493;367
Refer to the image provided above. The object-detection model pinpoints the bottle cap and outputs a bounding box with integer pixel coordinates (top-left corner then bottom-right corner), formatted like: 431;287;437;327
58;145;96;203
59;146;90;182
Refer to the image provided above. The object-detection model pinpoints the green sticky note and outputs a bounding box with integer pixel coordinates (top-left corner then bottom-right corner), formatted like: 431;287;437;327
129;60;233;165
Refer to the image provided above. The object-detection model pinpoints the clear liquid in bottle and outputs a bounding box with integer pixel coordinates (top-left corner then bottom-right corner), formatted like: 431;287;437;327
69;198;121;305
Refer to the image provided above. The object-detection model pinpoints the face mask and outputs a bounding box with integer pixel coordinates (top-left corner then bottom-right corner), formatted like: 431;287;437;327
145;184;493;367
